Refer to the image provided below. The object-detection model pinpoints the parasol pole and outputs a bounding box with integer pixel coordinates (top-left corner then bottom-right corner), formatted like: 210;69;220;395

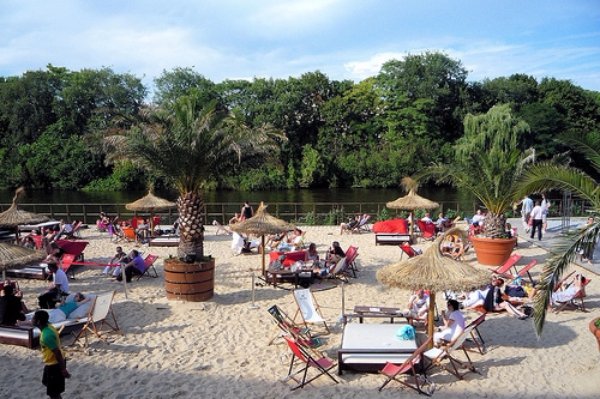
427;291;435;349
261;235;266;277
121;266;128;299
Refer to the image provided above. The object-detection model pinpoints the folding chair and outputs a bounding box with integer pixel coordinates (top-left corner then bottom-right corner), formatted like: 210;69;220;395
378;337;435;395
423;324;478;380
293;288;330;335
70;291;121;348
400;244;421;260
553;276;591;313
122;226;137;243
136;254;159;280
492;253;522;275
417;221;436;241
323;257;348;282
282;336;338;390
267;305;322;347
344;245;359;278
512;259;538;286
464;314;486;355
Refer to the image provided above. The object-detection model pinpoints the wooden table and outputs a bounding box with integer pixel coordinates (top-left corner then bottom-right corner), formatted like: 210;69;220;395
353;305;406;324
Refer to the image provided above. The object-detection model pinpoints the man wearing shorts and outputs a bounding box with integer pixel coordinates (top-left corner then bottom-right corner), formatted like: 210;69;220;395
32;310;70;399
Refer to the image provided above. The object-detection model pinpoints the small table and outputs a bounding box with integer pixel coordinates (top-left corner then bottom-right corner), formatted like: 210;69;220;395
337;323;417;374
353;305;406;324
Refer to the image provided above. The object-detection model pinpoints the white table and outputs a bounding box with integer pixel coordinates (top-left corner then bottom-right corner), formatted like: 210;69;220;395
337;323;417;374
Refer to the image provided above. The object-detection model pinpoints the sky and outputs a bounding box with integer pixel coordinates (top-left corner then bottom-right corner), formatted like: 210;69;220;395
1;0;600;94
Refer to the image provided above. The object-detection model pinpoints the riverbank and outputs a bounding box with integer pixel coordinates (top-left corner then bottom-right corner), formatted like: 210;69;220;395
1;222;599;398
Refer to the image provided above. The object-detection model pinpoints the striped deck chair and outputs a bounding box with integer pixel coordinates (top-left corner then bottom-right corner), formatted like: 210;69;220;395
70;291;121;348
293;288;330;335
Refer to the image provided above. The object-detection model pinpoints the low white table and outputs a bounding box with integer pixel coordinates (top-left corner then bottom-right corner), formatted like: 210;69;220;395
337;323;417;374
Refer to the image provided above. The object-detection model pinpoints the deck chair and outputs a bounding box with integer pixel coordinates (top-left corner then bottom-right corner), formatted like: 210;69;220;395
293;288;330;335
344;245;359;277
267;305;322;347
136;254;159;280
492;253;522;276
70;291;121;348
121;226;137;243
400;244;421;260
423;324;478;380
324;257;349;282
417;221;436;242
282;336;338;390
464;314;486;355
512;259;538;285
378;337;435;395
552;275;591;313
352;214;371;233
212;220;232;235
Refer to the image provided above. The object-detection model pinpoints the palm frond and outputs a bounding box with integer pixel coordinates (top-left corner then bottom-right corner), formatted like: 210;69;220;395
560;132;600;174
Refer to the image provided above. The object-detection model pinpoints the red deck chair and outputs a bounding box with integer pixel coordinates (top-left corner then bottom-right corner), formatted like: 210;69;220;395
399;244;421;260
417;220;436;241
137;254;159;280
553;276;591;313
282;336;338;390
378;337;434;395
492;253;522;276
56;240;89;278
344;245;359;277
512;259;538;285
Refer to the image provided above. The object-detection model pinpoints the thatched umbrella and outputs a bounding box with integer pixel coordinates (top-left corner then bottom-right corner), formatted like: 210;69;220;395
0;242;46;280
377;228;490;345
0;187;49;242
230;202;295;276
126;190;176;236
386;177;439;237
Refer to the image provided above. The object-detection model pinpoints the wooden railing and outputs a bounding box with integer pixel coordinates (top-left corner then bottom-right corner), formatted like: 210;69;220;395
0;199;591;227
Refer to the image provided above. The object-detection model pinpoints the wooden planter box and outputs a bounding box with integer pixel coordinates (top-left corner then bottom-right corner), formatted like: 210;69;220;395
164;257;215;302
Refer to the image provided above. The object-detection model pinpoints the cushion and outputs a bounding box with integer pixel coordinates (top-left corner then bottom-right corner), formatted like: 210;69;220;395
67;294;96;320
372;219;409;233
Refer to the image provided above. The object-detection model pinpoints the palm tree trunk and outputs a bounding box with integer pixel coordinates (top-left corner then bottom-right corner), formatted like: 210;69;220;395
176;191;205;259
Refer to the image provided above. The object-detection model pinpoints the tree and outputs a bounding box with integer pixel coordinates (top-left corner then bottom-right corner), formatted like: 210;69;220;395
516;132;600;336
106;94;283;258
423;104;532;237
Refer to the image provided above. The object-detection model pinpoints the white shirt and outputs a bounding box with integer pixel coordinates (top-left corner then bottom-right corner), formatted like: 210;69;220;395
522;197;534;214
53;269;69;293
421;216;433;223
472;214;485;224
448;310;466;340
530;205;544;220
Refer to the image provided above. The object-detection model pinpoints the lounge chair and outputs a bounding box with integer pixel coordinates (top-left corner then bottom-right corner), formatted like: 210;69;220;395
378;337;435;395
293;288;330;335
492;253;522;276
282;336;338;390
352;214;372;234
136;254;159;280
267;305;322;347
400;244;421;260
423;324;478;380
512;259;538;285
68;291;121;348
416;221;436;242
552;274;591;313
212;220;232;235
122;226;137;243
323;257;349;282
344;245;359;277
464;314;486;355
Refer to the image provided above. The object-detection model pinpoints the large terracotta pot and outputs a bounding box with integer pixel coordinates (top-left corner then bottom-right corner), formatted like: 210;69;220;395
589;318;600;351
471;236;517;267
164;257;215;302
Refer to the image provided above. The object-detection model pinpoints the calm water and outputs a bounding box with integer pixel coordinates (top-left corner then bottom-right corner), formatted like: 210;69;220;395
0;187;473;207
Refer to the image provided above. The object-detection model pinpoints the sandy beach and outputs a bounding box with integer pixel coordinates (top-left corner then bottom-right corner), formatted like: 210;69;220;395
1;222;599;399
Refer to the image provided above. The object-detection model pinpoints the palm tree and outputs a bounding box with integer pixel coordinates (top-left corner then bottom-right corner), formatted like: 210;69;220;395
107;95;284;259
516;132;600;335
423;104;532;238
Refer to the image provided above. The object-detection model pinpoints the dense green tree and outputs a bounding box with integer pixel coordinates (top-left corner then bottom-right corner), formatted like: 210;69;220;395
153;67;218;108
480;74;540;111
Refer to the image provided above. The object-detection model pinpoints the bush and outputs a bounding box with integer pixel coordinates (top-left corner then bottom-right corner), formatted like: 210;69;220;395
376;207;390;221
323;209;343;225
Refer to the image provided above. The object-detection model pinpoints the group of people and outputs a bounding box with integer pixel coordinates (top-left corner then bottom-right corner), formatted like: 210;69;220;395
519;194;550;241
339;213;370;234
18;219;82;251
102;246;147;283
268;240;347;279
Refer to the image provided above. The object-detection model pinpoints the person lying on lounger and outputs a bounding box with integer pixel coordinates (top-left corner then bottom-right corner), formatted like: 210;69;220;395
20;293;90;325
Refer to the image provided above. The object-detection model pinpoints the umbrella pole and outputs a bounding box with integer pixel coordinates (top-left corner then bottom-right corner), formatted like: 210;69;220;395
122;266;128;299
261;235;266;277
427;292;435;349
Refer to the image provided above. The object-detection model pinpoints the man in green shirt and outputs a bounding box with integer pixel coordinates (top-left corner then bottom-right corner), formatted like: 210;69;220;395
32;310;70;399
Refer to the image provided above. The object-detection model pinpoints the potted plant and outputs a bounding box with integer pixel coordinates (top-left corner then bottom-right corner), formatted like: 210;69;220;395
423;104;533;266
107;96;283;301
590;318;600;351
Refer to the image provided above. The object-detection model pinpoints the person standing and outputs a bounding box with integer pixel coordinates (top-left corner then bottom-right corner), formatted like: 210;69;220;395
32;310;70;399
521;195;534;232
240;201;253;221
541;193;551;233
530;201;544;241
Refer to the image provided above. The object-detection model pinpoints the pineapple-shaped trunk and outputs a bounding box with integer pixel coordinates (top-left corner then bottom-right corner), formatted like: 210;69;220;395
483;213;506;238
176;191;205;260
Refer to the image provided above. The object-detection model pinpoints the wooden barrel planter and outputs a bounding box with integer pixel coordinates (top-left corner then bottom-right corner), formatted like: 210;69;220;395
164;257;215;302
471;236;518;267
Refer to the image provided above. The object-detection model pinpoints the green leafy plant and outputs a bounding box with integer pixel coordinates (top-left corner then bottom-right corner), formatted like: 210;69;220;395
376;207;390;221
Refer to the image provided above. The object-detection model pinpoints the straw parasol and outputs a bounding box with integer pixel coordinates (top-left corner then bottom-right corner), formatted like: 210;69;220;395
386;177;439;236
0;242;46;280
377;228;490;345
230;202;295;276
126;189;176;235
0;187;49;242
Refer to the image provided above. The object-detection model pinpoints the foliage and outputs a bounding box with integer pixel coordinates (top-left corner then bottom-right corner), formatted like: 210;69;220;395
422;104;532;237
515;132;600;336
300;211;319;226
323;209;343;225
376;207;391;221
84;161;146;191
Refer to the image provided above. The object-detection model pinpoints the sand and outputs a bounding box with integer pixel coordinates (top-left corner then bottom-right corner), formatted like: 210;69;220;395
1;223;599;399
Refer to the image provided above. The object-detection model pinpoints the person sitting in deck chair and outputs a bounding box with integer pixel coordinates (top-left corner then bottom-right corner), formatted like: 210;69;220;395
115;250;146;283
340;215;360;235
403;289;429;326
102;246;129;277
434;299;465;346
552;273;586;304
